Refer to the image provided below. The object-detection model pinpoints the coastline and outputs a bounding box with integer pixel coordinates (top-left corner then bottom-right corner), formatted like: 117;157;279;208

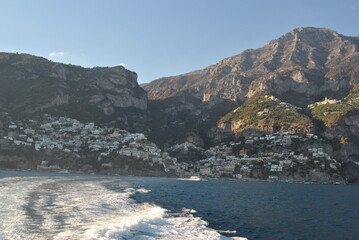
0;168;351;185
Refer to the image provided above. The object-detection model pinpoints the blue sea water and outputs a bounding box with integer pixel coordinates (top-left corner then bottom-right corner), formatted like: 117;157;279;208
0;170;358;240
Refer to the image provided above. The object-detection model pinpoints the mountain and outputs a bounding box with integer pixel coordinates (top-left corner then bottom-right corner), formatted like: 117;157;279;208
143;27;359;147
144;27;359;106
0;52;147;129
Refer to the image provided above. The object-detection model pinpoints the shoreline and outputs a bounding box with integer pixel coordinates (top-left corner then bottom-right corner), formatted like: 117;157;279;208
0;168;352;185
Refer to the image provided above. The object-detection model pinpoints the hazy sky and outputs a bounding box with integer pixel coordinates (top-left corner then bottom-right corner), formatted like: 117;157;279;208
1;0;358;83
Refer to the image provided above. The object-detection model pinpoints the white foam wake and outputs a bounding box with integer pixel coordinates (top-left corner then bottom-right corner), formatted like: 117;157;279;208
0;176;247;240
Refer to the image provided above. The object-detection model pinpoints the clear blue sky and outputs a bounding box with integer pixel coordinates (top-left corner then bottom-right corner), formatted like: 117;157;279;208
1;0;358;83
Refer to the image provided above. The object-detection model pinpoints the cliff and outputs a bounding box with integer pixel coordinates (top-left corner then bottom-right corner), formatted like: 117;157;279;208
0;52;147;128
311;87;359;163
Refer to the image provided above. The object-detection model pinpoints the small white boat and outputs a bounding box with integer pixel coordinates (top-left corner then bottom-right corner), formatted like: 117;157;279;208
177;176;202;181
189;176;201;181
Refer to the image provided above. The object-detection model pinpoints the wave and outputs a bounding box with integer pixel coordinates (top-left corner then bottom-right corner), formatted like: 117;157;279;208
0;176;247;240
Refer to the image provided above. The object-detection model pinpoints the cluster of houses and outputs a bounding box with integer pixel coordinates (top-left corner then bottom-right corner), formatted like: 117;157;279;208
176;132;340;180
264;95;303;110
0;112;341;181
308;97;341;108
2;115;178;173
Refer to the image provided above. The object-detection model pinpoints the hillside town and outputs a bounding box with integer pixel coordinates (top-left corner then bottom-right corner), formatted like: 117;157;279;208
0;113;345;183
0;113;177;174
173;132;343;183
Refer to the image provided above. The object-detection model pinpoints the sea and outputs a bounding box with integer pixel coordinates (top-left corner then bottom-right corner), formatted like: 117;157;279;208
0;170;358;240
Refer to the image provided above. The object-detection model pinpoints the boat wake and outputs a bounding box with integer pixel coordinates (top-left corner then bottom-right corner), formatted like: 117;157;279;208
0;176;246;240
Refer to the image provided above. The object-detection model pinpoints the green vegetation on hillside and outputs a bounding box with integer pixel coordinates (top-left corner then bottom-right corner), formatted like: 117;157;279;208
311;88;359;127
218;93;313;133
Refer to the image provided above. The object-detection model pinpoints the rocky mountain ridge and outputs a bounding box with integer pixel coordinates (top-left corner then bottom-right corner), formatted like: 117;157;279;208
144;27;359;105
0;52;147;129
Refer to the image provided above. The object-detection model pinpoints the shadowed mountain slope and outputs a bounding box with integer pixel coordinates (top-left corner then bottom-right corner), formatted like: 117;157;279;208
0;52;147;128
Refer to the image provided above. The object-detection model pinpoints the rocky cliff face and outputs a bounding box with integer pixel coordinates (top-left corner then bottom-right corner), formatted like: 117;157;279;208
0;52;147;126
144;27;359;105
309;87;359;162
323;115;359;140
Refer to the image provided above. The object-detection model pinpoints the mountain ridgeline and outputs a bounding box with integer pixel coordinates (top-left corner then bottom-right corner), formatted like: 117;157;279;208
0;52;147;130
144;27;359;105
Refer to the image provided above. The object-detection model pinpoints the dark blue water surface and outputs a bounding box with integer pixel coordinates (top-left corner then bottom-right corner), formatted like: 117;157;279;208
129;178;359;240
1;170;359;240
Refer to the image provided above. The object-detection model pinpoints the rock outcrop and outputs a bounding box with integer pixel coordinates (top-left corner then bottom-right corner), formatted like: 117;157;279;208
0;52;147;126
